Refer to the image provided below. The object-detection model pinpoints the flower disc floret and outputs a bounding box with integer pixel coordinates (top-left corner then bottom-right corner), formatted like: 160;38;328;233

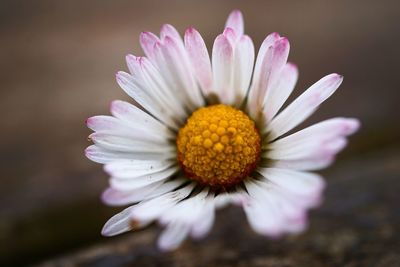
177;104;261;187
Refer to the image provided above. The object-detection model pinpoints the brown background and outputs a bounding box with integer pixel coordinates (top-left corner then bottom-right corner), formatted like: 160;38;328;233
1;0;399;266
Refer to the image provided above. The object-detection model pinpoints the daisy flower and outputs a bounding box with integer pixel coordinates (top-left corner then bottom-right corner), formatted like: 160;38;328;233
85;10;360;251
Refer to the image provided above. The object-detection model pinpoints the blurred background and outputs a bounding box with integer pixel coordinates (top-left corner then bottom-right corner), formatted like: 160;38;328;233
1;0;399;266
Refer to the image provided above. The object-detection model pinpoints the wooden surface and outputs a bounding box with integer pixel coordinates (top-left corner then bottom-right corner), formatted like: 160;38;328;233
1;0;399;266
37;148;400;267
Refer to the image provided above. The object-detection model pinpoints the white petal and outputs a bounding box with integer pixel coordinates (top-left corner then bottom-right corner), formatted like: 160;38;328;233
271;155;335;171
242;189;284;236
85;145;172;164
86;115;170;143
130;183;196;222
104;160;175;179
184;27;213;95
190;200;215;239
212;33;234;104
89;132;174;153
257;168;325;199
243;180;310;237
110;166;179;190
158;189;216;240
248;37;290;119
102;178;186;206
158;223;190;251
125;56;188;122
214;191;246;208
225;10;244;37
266;118;359;165
263;62;298;122
267;74;344;139
159;189;209;225
266;136;348;161
160;24;181;41
101;206;148;236
158;36;205;109
139;31;159;60
232;35;255;106
269;117;360;149
252;32;280;86
110;100;175;139
116;71;179;129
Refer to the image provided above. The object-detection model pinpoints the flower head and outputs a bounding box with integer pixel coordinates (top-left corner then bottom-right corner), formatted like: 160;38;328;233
86;10;360;251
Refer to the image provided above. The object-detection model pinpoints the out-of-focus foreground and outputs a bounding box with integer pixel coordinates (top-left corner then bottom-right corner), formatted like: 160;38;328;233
1;0;399;266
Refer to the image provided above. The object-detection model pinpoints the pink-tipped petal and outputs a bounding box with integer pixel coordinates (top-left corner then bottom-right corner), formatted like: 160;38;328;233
263;62;298;122
158;36;205;109
223;27;237;44
140;31;159;59
160;24;181;41
212;33;234;104
115;71;179;129
225;10;244;37
248;37;290;118
184;27;213;95
233;35;255;106
252;32;281;82
268;74;344;139
267;117;359;166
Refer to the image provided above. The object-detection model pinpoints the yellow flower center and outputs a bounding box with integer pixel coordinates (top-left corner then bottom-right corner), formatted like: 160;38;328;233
176;104;261;188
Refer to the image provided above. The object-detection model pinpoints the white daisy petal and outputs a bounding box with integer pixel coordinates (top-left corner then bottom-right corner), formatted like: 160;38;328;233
158;36;205;109
267;73;344;139
248;36;290;118
184;27;213;95
225;9;244;37
212;32;234;104
102;178;187;206
266;117;359;165
116;71;179;129
158;222;191;251
130;183;195;222
86;115;170;143
110;100;175;139
257;168;325;199
110;166;179;191
271;156;335;171
266;135;348;161
252;32;280;84
101;206;149;237
158;189;216;240
269;117;360;149
158;189;209;225
125;56;188;122
85;145;172;164
233;35;255;106
243;180;311;236
139;31;159;60
89;132;174;153
214;191;246;208
104;160;175;179
242;187;284;236
160;24;181;41
190;203;215;239
263;62;298;122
